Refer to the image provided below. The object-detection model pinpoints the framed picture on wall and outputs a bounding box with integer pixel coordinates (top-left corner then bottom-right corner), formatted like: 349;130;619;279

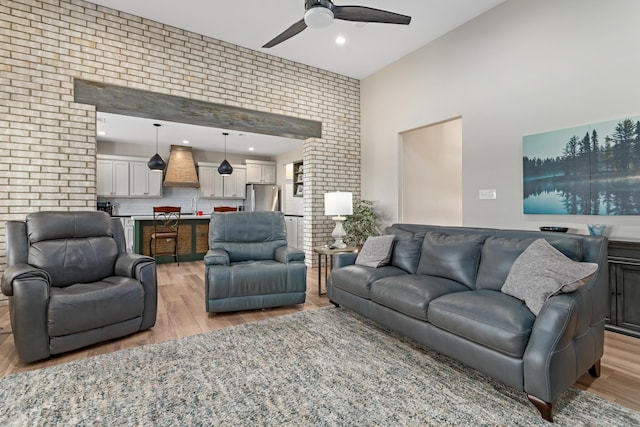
523;115;640;215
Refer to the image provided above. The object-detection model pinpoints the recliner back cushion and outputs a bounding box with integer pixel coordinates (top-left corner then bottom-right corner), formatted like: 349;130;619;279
476;237;537;290
209;211;287;262
416;232;485;289
26;211;117;287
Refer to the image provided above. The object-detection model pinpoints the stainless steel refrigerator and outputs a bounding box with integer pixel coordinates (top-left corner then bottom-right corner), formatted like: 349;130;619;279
246;184;280;211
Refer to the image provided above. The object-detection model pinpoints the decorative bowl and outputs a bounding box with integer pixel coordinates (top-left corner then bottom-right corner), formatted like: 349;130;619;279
587;224;607;236
539;226;569;233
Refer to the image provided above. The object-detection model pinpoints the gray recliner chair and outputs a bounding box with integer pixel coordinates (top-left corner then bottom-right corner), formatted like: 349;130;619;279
1;211;157;363
205;211;306;313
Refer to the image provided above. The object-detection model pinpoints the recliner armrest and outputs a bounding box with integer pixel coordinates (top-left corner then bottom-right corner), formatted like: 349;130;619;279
1;263;51;296
204;249;230;266
114;253;156;278
275;246;305;263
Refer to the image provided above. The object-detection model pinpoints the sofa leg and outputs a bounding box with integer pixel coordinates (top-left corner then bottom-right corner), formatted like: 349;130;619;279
588;359;601;378
528;395;553;422
329;300;340;307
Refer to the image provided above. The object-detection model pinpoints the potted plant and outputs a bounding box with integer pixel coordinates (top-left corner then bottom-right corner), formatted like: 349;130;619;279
344;199;379;248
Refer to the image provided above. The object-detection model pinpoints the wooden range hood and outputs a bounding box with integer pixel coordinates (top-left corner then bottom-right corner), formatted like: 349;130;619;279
163;145;199;188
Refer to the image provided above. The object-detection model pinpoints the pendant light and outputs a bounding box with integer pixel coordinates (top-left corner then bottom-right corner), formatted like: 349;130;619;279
147;123;166;171
218;132;233;176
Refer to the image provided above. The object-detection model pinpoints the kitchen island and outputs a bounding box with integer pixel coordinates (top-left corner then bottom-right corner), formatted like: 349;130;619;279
132;214;211;263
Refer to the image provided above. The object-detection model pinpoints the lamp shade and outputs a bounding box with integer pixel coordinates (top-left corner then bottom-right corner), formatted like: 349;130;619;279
217;159;233;175
148;123;166;171
218;132;233;176
147;153;166;171
324;192;353;216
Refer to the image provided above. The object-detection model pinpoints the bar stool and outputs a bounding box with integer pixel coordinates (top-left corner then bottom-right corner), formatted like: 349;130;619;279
150;206;181;265
213;206;238;212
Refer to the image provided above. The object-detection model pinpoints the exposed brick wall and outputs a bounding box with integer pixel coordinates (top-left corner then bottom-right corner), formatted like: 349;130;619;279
0;0;361;275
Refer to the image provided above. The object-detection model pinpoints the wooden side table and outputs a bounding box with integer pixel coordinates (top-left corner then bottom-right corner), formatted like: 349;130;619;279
313;245;357;296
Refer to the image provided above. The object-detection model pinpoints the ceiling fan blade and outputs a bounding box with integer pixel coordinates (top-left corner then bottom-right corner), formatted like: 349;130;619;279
263;19;308;48
333;6;411;25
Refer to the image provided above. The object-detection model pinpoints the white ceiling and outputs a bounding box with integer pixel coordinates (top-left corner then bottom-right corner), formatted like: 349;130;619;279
89;0;505;155
87;0;504;80
97;113;303;156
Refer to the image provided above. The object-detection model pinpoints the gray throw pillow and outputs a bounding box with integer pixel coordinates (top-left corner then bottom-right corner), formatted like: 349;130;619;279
501;238;598;316
355;235;395;268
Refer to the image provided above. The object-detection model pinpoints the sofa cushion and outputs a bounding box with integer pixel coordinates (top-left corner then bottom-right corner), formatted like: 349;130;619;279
416;232;486;288
355;235;395;268
48;276;144;337
329;264;408;299
428;289;536;358
384;228;425;274
501;238;598;315
371;275;469;321
476;237;537;290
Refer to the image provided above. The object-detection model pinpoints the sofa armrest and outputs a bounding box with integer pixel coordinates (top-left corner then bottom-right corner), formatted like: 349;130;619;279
114;253;155;279
1;264;51;296
204;249;230;266
275;246;305;263
522;285;603;403
333;252;358;269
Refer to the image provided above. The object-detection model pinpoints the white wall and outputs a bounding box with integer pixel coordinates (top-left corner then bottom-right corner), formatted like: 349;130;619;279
361;0;640;240
400;118;462;225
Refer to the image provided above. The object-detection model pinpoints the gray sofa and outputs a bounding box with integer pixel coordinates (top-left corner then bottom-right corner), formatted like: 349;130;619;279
204;211;306;313
2;211;157;363
327;224;608;422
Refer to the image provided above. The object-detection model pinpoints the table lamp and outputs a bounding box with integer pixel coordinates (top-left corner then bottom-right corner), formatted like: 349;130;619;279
324;191;353;249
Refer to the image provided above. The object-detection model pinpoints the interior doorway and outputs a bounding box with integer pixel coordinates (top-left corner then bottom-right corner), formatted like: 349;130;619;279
399;117;463;225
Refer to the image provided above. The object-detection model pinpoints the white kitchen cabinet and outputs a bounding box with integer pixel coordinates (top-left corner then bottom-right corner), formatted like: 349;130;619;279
129;161;162;197
223;166;247;198
245;160;276;184
199;164;224;198
198;163;246;199
120;217;134;252
297;216;304;249
97;158;129;197
285;215;304;249
97;155;163;198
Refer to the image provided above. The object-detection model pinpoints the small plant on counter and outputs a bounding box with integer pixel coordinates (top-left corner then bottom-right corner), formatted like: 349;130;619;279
344;199;379;248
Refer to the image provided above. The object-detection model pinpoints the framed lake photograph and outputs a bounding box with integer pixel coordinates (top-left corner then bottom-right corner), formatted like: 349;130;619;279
523;115;640;215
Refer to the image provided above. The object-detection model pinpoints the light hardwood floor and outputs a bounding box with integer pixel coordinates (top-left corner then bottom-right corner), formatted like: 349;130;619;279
0;261;638;413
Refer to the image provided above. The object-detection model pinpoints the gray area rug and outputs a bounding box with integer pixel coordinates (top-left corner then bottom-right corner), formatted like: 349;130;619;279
0;307;638;426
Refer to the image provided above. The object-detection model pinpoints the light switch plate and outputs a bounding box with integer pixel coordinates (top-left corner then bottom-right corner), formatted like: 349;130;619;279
479;189;497;200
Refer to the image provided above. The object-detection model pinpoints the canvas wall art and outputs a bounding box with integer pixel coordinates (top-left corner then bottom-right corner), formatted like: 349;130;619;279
523;115;640;215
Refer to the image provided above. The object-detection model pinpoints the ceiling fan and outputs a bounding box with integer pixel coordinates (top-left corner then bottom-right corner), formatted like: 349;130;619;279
262;0;411;48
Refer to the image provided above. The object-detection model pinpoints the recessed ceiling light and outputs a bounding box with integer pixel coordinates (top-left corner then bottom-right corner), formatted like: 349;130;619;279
248;147;255;151
336;36;346;45
97;131;106;136
182;140;190;144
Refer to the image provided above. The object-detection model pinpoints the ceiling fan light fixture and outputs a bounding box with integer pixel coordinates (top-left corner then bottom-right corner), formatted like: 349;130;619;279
304;7;334;29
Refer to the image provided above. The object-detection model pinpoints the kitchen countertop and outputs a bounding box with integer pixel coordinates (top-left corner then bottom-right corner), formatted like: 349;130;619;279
129;214;211;221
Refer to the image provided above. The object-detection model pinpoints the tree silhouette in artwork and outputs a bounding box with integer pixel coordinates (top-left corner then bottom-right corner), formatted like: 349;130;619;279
523;118;640;215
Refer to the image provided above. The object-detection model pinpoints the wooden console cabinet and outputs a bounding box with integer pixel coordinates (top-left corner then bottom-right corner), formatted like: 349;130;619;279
607;240;640;338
